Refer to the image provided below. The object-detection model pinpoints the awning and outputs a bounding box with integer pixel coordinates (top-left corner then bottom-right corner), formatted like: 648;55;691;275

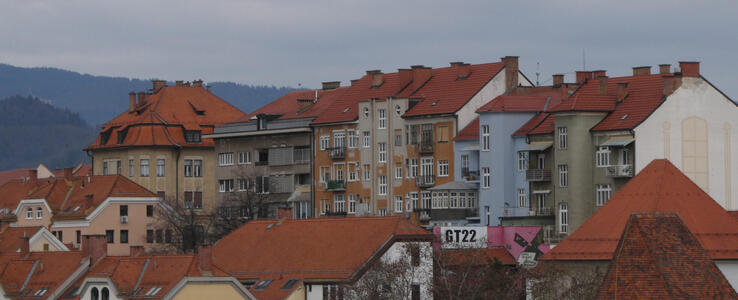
600;136;634;147
525;141;553;152
461;144;480;151
532;190;551;194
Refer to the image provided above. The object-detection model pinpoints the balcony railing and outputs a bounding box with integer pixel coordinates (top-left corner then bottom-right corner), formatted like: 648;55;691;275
461;168;479;181
530;207;554;216
328;147;346;160
606;164;633;178
526;169;552;181
415;175;435;188
418;140;434;154
326;180;346;191
542;225;567;244
414;208;431;221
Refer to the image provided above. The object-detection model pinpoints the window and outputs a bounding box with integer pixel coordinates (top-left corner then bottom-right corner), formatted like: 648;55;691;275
420;157;434;176
395;196;403;212
91;287;99;300
558;127;568;149
363;164;371;181
406;158;418;178
408;192;418;211
378;109;386;129
257;118;267;130
282;279;299;290
438;125;449;142
518;188;527;207
394;129;403;146
620;148;631;165
378;208;387;216
184;160;192;177
140;159;149;177
147;230;154;243
450;192;458;208
193;160;202;177
255;177;270;194
558;164;568;187
358;132;368;149
218;153;234;166
408;124;419;145
461;155;469;172
482;167;490;188
238;151;251;164
26;207;32;219
219;179;234;192
421;191;431;209
102;287;109;300
321;199;329;215
537;154;546;169
348;194;357;214
294;147;310;164
194;192;203;209
238;178;250;191
334;194;345;212
596;147;610;167
120;230;128;244
184;130;201;143
596;184;612;206
438;160;449;177
378;175;387;195
156;159;165;177
536;193;547;211
120;205;128;217
348;130;359;148
106;230;114;243
184;192;193;209
559;203;569;233
320;135;330;150
334;164;344;181
378;143;387;163
320;166;330;183
36;207;43;219
103;159;122;175
76;230;81;244
103;161;108;175
155;230;164;243
348;163;358;182
363;107;370;117
395;166;402;179
482;125;490;151
395;104;402;115
129;159;134;177
518;152;528;171
412;284;421;300
333;130;345;148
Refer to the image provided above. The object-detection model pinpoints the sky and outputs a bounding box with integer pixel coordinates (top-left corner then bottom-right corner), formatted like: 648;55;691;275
1;0;737;98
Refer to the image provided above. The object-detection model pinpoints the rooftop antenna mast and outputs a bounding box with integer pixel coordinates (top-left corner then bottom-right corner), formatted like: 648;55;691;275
535;62;540;86
582;48;587;71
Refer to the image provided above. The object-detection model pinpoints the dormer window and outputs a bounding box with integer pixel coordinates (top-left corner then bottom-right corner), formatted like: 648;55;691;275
184;130;201;143
363;107;370;118
117;128;128;144
100;131;111;145
26;207;33;219
395;105;402;115
257;118;267;130
36;207;43;219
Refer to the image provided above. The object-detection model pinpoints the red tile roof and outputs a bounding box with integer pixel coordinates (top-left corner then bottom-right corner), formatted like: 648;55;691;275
0;226;41;252
453;117;479;141
476;93;562;113
212;217;433;281
0;168;31;187
525;113;555;135
438;247;516;266
729;211;738;223
513;112;549;137
233;87;350;123
86;86;246;150
541;159;738;261
402;62;506;117
596;212;738;299
0;251;84;298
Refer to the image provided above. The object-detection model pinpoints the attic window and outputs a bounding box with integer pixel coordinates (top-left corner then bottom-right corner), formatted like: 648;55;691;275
73;206;81;212
395;105;402;115
100;131;111;145
34;288;49;296
257;118;267;130
620;114;629;120
240;279;259;289
117;128;129;144
363;107;370;118
145;287;162;297
431;100;439;106
254;280;273;290
184;130;202;143
282;279;299;290
342;107;350;113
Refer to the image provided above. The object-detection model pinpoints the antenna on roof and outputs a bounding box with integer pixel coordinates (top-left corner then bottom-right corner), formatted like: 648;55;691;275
582;48;587;71
535;62;540;86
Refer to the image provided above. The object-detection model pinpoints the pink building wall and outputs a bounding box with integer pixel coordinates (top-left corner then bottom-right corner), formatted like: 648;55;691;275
433;225;552;260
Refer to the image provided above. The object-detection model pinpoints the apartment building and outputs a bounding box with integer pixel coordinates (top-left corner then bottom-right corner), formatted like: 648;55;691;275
0;226;68;252
85;80;246;214
206;83;347;219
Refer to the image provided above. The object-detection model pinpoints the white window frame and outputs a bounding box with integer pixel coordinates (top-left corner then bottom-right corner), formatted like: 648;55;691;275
333;130;346;148
559;202;569;233
25;207;32;219
481;125;490;151
596;184;612;206
408;192;418;211
348;194;357;214
559;164;568;188
362;131;371;148
406;158;418;178
438;160;449;177
238;178;250;191
395;166;402;179
378;109;386;129
395;196;403;213
320;199;329;215
238;151;251;164
378;175;387;195
482;167;490;188
334;194;346;213
596;147;610;167
558;127;568;149
348;162;358;182
363;164;371;181
421;191;431;209
36;207;43;219
348;130;359;148
319;166;330;184
620;148;631;165
518;152;528;171
140;159;150;177
320;135;330;151
219;179;234;193
129;159;134;177
156;159;165;177
517;188;527;208
218;153;234;166
378;143;387;163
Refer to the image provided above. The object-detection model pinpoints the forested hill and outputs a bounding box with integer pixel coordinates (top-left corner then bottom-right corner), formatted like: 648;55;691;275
0;95;96;170
0;63;298;126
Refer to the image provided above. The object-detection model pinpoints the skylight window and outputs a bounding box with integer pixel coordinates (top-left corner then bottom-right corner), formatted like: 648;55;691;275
282;279;299;290
34;288;49;296
254;279;273;290
431;100;439;106
342;107;350;113
145;286;162;296
73;206;81;212
621;114;629;120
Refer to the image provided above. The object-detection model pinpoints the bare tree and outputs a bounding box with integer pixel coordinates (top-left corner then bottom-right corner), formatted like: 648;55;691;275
211;166;275;240
151;195;215;254
526;263;605;300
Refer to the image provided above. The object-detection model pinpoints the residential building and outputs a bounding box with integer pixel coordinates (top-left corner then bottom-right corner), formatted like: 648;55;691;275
211;217;435;299
0;169;163;256
85;80;246;214
207;83;347;219
0;226;68;252
539;159;738;291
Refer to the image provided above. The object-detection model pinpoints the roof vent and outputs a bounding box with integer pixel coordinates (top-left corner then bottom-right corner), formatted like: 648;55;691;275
621;114;629;120
342;107;350;113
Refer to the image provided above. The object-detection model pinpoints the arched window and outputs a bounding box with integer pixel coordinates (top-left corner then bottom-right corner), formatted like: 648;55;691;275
682;117;709;191
36;207;43;219
91;287;99;300
25;207;33;219
101;287;109;300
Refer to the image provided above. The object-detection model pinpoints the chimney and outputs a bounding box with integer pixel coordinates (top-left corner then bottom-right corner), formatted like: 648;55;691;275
350;79;360;86
175;80;184;87
81;234;107;264
598;76;608;95
365;70;384;88
552;74;564;87
501;56;519;91
152;80;166;93
321;81;340;91
616;82;629;103
659;64;671;74
576;71;593;84
20;235;30;258
64;167;73;180
451;62;471;79
410;65;432;92
632;66;651;76
130;245;145;257
296;98;313;113
397;69;412;88
197;245;213;272
193;80;204;87
592;70;606;78
679;61;700;78
137;92;147;107
663;75;682;96
28;170;38;186
129;92;136;111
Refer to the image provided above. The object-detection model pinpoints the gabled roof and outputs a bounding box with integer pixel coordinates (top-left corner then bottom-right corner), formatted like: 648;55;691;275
86;85;246;150
212;217;433;281
596;212;738;299
540;159;738;261
453;117;479;141
476;89;563;113
0;226;52;253
233;87;350;123
0;168;32;187
402;62;506;117
525;113;555;135
513;112;549;137
0;251;84;298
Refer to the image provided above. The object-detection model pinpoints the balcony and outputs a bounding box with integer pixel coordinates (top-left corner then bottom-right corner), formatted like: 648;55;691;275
542;225;567;244
413;208;431;221
415;175;435;188
526;169;552;181
529;207;554;216
326;180;346;191
418;140;434;154
328;147;346;160
461;168;479;181
606;164;633;178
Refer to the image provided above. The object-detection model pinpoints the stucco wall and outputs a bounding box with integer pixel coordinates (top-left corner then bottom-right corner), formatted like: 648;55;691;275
172;283;247;300
456;71;507;131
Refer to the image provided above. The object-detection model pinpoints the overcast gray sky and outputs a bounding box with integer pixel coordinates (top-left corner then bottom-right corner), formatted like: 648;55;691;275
1;0;737;98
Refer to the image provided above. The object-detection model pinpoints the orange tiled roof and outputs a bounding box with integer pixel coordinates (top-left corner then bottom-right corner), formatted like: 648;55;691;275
234;87;350;123
212;217;433;281
0;226;41;253
596;212;738;299
86;85;245;150
453;117;479;141
0;168;31;187
0;251;84;298
513;112;549;137
438;247;516;266
526;113;555;135
540;159;738;261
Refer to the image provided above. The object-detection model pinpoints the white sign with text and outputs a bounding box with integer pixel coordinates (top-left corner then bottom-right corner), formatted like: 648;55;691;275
440;227;487;249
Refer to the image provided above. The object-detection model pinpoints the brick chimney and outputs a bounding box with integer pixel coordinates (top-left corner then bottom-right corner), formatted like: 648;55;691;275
193;80;204;87
175;80;184;87
576;71;593;84
197;245;213;272
322;81;340;91
81;234;107;264
663;75;683;96
598;76;608;95
552;74;564;87
501;56;519;91
451;62;471;79
366;70;384;88
64;167;73;180
20;235;30;258
296;98;314;113
152;80;166;93
129;92;136;111
679;61;700;78
130;245;145;257
659;64;671;74
28;170;38;186
398;69;412;89
633;66;651;76
350;79;360;86
410;65;432;92
592;70;606;78
616;82;628;103
137;92;147;107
